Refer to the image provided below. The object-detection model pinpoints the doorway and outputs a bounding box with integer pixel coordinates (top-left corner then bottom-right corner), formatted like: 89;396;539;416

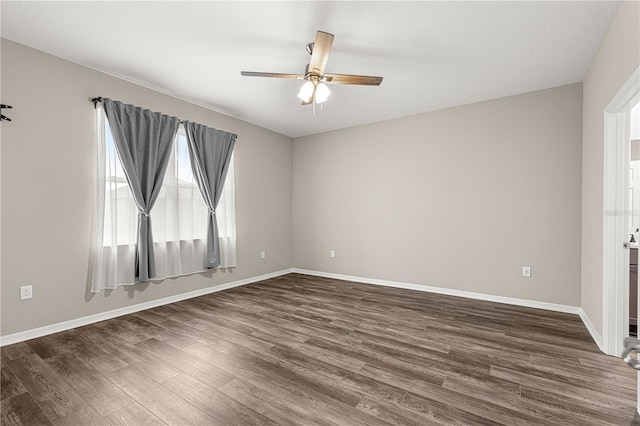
602;67;640;356
602;66;639;413
603;67;640;358
629;103;640;338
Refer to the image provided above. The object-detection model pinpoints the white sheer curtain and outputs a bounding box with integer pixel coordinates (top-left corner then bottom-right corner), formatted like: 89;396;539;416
215;157;237;267
90;106;236;292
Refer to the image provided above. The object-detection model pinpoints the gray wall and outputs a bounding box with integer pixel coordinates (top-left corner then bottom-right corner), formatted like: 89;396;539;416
0;40;293;336
293;84;583;306
581;0;640;337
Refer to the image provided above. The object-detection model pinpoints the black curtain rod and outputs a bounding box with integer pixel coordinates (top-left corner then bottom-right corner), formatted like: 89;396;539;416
90;97;238;139
1;103;12;122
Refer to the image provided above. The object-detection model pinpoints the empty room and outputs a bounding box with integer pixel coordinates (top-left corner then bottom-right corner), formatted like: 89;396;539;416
1;1;640;425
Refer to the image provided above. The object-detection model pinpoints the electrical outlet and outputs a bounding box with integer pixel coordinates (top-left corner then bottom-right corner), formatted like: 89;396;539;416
522;266;531;277
20;285;33;300
330;250;336;258
260;250;266;260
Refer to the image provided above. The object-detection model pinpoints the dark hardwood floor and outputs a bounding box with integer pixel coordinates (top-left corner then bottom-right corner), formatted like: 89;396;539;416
1;273;637;425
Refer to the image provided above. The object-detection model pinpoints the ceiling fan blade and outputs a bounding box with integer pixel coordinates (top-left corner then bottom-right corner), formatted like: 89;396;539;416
308;31;334;76
324;73;383;86
301;84;317;106
241;71;305;79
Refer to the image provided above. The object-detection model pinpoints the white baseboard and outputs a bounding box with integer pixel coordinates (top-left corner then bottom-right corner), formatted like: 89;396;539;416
0;268;293;347
292;268;609;351
292;268;582;314
578;308;605;353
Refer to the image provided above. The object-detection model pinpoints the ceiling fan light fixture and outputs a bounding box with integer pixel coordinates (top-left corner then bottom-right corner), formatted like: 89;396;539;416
241;31;383;107
297;80;315;102
315;82;330;103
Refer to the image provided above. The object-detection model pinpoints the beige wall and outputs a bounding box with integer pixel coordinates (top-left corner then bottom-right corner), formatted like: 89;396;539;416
581;1;640;337
4;5;636;340
0;40;293;336
293;84;583;306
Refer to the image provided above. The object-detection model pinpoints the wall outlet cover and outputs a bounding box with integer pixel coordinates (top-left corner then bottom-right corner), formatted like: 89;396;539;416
20;285;33;300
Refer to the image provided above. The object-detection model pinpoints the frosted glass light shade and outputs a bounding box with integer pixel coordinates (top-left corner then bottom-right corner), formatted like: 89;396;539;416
297;81;315;102
315;83;330;103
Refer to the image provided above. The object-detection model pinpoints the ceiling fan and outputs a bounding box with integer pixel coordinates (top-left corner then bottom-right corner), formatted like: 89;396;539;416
241;31;383;105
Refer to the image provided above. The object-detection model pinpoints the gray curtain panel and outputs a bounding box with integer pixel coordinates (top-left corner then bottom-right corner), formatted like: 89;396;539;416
183;121;236;268
102;98;180;282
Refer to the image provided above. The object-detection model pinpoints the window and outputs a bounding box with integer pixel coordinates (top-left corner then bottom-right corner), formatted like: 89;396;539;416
152;129;209;243
92;104;236;291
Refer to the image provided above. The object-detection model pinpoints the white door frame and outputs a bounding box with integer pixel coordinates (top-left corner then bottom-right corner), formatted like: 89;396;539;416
603;66;640;358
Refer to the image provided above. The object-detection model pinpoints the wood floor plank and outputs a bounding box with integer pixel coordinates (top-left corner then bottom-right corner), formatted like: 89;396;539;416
280;339;367;372
51;406;109;426
103;403;166;426
358;394;501;425
1;343;37;361
0;358;27;402
267;343;406;403
210;341;365;408
519;384;636;425
528;352;634;391
0;392;53;426
356;393;442;426
253;310;364;346
218;377;337;426
442;373;584;425
1;273;636;425
186;299;311;345
303;335;447;386
350;328;452;355
162;373;279;426
127;309;169;327
136;316;241;355
46;353;133;417
490;364;634;411
87;320;149;346
36;388;89;423
80;331;181;384
6;354;72;403
105;366;217;426
25;332;76;360
182;342;391;426
135;338;235;389
359;362;546;425
41;330;129;375
182;317;275;352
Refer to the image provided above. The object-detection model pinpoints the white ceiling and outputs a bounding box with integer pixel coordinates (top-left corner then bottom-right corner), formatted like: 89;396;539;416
0;1;620;138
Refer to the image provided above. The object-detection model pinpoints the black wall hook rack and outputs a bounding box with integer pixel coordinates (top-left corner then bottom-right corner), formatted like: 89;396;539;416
1;104;12;122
